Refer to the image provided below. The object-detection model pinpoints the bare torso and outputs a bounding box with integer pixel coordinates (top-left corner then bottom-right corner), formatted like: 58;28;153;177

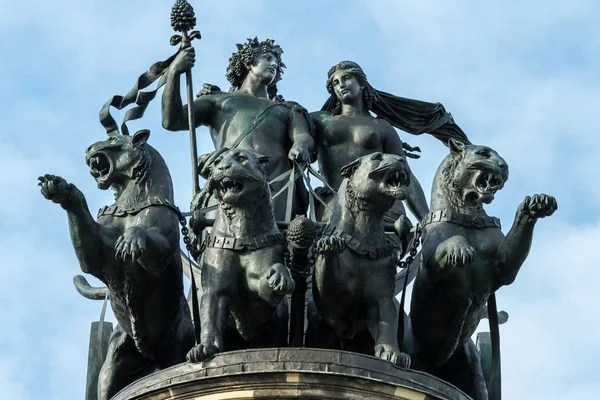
197;93;306;220
204;93;293;180
312;111;400;190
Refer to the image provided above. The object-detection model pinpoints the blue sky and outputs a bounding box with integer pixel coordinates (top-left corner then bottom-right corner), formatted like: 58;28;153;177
1;0;598;398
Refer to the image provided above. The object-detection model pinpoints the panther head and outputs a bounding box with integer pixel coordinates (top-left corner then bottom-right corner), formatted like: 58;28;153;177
208;149;270;206
340;152;410;211
442;138;509;207
85;130;151;191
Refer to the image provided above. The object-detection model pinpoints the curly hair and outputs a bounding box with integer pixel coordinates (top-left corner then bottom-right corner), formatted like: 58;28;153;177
226;37;285;100
325;61;376;115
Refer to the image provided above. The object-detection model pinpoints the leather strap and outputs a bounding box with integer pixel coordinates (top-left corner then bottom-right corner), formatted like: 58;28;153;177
230;102;285;149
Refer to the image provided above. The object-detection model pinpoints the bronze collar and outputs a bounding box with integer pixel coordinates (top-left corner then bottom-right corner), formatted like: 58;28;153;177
320;224;394;260
421;209;501;230
97;197;182;219
205;232;285;251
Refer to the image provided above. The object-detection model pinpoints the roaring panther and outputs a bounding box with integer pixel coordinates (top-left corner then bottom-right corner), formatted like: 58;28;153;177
39;130;194;400
409;139;557;399
186;149;294;362
306;152;412;368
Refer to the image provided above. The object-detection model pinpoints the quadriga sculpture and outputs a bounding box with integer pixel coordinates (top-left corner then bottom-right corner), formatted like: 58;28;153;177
306;152;412;368
186;149;295;362
409;139;557;399
38;130;194;400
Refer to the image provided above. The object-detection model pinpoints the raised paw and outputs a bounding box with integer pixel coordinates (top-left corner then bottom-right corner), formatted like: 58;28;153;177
186;342;220;363
518;194;558;222
316;235;347;257
437;235;476;270
374;344;411;369
115;226;147;263
38;174;77;209
267;264;295;295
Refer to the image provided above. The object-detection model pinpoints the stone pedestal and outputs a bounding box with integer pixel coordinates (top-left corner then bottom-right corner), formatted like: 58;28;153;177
113;348;470;400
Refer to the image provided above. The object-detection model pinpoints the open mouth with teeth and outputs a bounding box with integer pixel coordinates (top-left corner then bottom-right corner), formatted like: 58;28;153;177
471;170;505;204
215;177;244;198
385;169;409;189
87;152;112;189
376;167;410;199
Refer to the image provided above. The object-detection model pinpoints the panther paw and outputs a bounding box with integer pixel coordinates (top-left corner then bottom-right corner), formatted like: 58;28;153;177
518;194;557;222
437;235;476;270
267;264;295;295
316;235;347;257
115;226;147;263
186;342;220;363
38;174;78;209
375;344;411;369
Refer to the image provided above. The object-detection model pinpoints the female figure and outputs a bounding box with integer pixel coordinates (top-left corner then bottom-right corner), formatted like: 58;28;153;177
312;61;469;223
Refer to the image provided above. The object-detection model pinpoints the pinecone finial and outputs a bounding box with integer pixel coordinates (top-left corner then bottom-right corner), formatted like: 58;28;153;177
171;0;196;32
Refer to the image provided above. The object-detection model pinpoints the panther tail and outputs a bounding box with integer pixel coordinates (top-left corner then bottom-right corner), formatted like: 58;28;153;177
73;275;108;300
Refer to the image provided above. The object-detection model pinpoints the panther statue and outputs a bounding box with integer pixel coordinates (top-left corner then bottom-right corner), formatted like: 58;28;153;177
186;149;294;362
305;152;412;368
39;130;194;400
409;138;557;399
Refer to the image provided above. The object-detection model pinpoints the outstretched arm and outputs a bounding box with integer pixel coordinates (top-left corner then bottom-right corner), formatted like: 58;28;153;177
39;175;114;277
494;194;557;289
162;47;214;131
383;129;429;222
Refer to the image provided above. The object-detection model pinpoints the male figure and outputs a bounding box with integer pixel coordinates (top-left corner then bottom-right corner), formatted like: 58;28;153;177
311;61;470;224
162;38;314;220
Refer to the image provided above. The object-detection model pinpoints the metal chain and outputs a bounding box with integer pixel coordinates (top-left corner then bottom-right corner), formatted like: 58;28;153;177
282;230;291;270
395;223;422;270
306;236;318;275
292;236;318;280
176;209;204;345
177;210;204;260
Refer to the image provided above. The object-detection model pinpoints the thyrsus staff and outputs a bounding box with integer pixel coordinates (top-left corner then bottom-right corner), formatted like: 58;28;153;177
170;0;202;194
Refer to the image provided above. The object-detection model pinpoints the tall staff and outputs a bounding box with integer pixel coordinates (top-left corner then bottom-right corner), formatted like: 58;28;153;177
171;0;203;346
170;0;202;194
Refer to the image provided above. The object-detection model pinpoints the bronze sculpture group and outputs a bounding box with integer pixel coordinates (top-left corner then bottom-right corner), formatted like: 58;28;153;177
38;3;557;399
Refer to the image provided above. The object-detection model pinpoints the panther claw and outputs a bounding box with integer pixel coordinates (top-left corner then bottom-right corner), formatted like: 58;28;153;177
316;236;347;257
186;343;219;363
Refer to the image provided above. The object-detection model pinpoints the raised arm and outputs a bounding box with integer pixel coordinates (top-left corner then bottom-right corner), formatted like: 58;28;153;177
383;128;429;221
493;194;557;290
162;47;215;131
